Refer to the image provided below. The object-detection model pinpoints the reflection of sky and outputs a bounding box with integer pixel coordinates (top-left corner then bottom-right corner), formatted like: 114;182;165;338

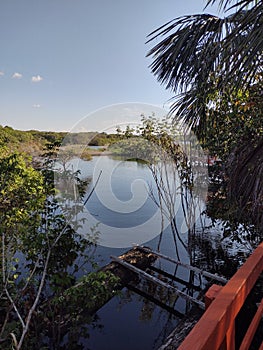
62;155;203;248
85;156;159;228
59;154;206;349
86;288;179;350
61;156;168;247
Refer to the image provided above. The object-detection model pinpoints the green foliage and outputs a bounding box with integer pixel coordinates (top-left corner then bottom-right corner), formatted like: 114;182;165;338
202;80;263;241
55;271;120;312
0;144;112;349
15;271;121;349
0;126;66;156
110;115;194;188
147;1;262;128
63;131;97;145
0;150;45;236
147;0;263;242
0;124;119;164
61;131;117;147
89;134;107;146
195;79;263;160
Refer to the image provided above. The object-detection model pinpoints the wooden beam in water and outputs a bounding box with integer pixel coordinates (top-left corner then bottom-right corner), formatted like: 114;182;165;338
148;265;202;291
127;283;185;318
111;255;205;310
44;246;157;330
137;246;228;284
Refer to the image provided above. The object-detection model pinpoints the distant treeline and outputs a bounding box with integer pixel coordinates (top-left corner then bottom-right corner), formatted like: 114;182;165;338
0;125;118;155
63;131;117;146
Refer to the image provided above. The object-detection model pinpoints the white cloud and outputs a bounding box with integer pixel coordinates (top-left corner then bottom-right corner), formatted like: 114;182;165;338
12;72;23;79
31;75;43;83
32;104;41;108
0;71;4;76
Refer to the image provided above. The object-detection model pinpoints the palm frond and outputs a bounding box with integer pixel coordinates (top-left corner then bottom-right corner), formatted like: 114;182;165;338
147;1;263;230
226;137;263;229
226;2;263;77
147;14;233;93
205;0;259;11
147;4;263;96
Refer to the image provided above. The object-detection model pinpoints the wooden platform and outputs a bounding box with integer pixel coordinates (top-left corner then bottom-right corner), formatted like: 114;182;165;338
111;246;228;313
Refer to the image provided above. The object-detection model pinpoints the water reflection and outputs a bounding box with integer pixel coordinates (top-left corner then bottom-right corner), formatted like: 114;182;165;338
86;288;180;350
54;155;223;349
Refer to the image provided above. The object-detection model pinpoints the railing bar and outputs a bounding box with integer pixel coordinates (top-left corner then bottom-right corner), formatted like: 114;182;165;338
111;255;205;310
239;298;263;350
136;245;228;284
177;242;263;350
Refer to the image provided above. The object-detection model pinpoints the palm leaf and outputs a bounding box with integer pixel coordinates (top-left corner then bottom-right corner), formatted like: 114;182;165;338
205;0;259;11
147;14;230;92
147;3;262;130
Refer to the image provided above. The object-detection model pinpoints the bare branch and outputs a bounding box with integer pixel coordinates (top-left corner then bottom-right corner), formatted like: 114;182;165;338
17;249;51;349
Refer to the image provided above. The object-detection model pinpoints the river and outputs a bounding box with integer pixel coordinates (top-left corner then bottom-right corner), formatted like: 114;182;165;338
55;153;210;350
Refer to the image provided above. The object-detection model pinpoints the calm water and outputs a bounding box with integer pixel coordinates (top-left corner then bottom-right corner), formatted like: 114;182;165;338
63;155;206;350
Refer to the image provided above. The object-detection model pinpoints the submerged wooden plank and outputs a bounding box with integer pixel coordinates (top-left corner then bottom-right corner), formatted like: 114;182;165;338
127;283;184;318
43;246;157;334
137;245;228;284
111;255;205;310
148;265;202;291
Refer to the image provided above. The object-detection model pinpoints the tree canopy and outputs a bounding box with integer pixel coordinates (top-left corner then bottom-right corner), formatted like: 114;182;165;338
147;0;262;130
147;0;263;236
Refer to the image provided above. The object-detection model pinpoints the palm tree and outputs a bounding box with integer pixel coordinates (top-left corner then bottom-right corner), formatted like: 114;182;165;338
147;0;263;234
147;0;262;129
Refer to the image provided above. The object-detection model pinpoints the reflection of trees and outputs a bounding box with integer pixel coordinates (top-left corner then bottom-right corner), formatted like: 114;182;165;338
190;233;240;279
120;287;180;350
153;313;178;349
148;138;206;262
112;116;208;263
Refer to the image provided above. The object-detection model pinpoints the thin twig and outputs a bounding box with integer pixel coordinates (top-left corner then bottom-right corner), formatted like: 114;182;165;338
4;288;25;329
83;170;102;206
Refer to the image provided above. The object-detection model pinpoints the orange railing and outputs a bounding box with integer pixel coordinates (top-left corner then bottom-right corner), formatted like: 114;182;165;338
178;242;263;350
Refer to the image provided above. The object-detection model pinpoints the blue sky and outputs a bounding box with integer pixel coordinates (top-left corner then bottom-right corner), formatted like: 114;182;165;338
0;0;218;131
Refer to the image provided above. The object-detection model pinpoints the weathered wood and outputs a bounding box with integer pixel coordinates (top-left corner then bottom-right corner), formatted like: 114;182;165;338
127;283;184;318
158;307;203;350
111;255;205;310
148;265;202;291
136;245;228;284
40;246;157;337
72;246;157;290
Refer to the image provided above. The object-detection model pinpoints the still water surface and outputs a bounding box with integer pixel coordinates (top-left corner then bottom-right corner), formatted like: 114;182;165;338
66;155;204;350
